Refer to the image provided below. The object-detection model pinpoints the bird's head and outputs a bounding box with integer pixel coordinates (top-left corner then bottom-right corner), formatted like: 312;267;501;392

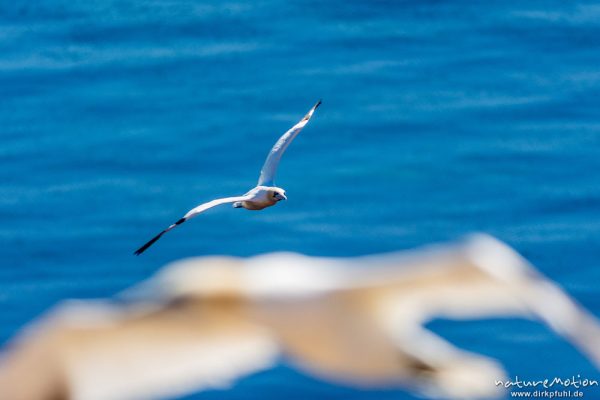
271;187;287;202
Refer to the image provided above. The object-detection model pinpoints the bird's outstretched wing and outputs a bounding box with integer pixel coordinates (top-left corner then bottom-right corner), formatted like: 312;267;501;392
258;100;321;186
0;299;279;400
134;195;251;255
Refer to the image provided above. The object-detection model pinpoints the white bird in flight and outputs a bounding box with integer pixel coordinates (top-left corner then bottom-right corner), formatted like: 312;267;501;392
134;100;321;255
2;235;600;400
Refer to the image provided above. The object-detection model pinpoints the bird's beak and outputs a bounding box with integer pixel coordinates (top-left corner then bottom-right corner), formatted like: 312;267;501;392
276;193;287;201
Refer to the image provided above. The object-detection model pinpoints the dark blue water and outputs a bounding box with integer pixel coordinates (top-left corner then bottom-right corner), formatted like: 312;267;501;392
2;1;600;398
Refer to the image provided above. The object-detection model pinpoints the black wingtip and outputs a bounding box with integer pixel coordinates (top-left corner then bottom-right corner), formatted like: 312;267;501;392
133;217;187;256
302;100;322;121
134;230;166;256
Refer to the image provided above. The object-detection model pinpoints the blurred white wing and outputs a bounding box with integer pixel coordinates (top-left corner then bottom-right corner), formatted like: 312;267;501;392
258;100;321;186
0;300;279;400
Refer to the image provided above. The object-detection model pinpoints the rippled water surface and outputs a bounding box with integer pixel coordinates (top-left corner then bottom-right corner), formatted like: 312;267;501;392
1;1;600;398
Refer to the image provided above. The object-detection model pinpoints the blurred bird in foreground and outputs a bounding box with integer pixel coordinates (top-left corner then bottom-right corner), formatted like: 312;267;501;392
134;100;321;255
2;234;600;400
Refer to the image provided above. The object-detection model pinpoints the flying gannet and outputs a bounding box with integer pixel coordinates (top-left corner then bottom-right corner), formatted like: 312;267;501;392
2;235;599;400
134;100;321;255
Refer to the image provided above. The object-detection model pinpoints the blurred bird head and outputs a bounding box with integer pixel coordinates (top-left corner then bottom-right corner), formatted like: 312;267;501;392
271;187;287;201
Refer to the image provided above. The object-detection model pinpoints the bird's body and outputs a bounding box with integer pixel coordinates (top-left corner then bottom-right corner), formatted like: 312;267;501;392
134;101;321;255
233;186;286;210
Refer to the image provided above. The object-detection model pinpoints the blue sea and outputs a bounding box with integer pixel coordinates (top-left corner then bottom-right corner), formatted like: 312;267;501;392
1;1;600;398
